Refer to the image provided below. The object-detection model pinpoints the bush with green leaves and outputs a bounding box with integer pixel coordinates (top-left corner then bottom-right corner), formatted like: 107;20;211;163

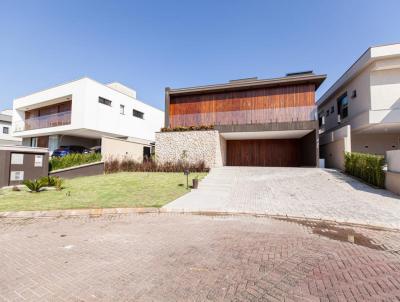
23;179;46;193
105;157;208;174
49;153;102;171
344;152;385;187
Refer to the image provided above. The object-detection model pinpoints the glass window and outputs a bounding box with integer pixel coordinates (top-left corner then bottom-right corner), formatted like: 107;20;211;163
132;109;144;119
326;110;329;117
2;127;9;134
337;93;349;120
31;137;38;147
120;105;125;115
99;97;112;106
331;106;334;113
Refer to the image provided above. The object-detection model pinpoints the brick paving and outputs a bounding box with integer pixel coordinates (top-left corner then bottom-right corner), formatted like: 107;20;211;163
164;167;400;229
1;214;400;301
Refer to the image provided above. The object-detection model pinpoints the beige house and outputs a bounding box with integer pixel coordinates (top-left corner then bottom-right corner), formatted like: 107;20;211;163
318;43;400;169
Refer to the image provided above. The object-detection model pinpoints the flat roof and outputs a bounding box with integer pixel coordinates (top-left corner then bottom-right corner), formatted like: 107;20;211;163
0;145;49;153
317;43;400;107
0;113;12;123
167;74;327;96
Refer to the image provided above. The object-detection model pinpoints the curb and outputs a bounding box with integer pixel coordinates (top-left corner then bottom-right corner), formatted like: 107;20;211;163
0;208;398;232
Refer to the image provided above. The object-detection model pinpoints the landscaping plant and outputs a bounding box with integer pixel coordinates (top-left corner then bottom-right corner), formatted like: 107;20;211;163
344;152;385;187
104;157;208;174
49;153;102;171
160;125;214;132
54;177;64;191
23;179;46;193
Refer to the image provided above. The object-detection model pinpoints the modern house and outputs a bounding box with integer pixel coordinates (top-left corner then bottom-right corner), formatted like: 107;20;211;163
156;72;326;167
12;77;164;159
318;43;400;169
0;109;22;146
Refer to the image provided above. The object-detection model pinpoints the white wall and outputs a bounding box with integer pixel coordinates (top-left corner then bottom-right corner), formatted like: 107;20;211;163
0;113;21;146
101;136;150;161
83;78;164;141
318;65;371;132
13;78;164;141
352;133;399;155
387;150;400;173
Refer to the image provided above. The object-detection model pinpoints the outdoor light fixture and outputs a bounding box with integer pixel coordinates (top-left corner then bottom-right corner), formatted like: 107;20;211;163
184;169;190;189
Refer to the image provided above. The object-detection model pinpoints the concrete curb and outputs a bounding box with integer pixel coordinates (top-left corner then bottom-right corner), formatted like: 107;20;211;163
0;207;399;232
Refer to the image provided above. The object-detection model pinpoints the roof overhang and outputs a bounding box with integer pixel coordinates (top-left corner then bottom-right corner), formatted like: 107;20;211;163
220;129;313;140
317;43;400;107
168;74;327;97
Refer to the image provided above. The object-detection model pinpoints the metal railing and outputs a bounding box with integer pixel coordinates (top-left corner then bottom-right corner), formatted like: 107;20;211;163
14;111;71;132
169;106;317;127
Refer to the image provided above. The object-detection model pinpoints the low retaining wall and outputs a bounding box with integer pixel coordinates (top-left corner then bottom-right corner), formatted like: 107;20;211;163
49;162;104;179
155;130;226;168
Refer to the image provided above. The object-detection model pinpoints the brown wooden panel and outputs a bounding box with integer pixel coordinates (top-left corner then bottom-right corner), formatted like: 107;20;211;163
170;84;315;115
37;136;49;148
25;100;72;120
226;139;300;167
169;84;315;127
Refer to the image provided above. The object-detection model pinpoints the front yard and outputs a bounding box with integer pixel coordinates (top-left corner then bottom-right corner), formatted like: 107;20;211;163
0;172;206;212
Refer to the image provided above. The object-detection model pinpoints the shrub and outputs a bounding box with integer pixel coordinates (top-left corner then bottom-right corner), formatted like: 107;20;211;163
49;153;102;171
23;179;45;193
344;152;385;187
160;125;214;132
54;177;64;191
104;157;209;174
39;176;59;187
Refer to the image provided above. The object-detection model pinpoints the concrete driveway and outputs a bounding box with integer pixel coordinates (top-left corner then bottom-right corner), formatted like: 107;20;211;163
164;167;400;229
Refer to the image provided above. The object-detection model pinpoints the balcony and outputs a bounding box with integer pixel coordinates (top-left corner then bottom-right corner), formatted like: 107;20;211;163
169;106;317;128
14;111;71;132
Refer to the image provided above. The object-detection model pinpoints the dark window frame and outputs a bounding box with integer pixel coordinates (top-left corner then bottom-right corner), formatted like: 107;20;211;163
99;97;112;106
120;104;125;115
3;126;9;134
132;109;144;119
337;93;349;120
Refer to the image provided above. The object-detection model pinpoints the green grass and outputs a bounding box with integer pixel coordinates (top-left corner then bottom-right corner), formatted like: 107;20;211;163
0;172;207;212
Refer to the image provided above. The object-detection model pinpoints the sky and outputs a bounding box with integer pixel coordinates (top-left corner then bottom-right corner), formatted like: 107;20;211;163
0;0;399;111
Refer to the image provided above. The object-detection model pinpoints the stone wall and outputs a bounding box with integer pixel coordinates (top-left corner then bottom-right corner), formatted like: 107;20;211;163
155;130;225;168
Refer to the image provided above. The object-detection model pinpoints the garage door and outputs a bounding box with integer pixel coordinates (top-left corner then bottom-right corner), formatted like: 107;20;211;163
226;139;300;167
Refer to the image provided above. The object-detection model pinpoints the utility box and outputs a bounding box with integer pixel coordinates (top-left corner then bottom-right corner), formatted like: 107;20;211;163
0;146;49;188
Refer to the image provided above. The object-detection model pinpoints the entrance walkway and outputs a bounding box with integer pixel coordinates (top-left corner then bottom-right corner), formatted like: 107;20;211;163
164;167;400;229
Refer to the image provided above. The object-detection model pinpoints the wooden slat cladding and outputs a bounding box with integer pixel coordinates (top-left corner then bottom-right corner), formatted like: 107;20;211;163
226;139;300;167
169;84;315;127
25;101;72;120
170;84;315;115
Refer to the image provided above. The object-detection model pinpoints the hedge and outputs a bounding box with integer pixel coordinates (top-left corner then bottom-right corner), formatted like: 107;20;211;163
344;152;385;187
49;153;102;171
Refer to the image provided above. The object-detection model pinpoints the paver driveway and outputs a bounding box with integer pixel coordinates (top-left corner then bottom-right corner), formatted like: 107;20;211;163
164;167;400;229
1;214;400;301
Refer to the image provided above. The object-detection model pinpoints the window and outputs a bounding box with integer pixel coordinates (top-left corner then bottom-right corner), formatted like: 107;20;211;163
120;104;125;115
318;112;325;127
326;110;329;117
330;106;334;113
2;126;9;134
132;109;144;119
31;137;38;147
99;97;112;106
337;93;349;120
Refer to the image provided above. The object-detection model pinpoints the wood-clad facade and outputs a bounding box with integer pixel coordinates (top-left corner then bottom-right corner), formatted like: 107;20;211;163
164;74;326;167
168;82;319;128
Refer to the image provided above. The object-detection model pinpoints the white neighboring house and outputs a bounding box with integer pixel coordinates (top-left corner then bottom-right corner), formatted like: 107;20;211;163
0;109;22;146
318;43;400;169
12;78;164;156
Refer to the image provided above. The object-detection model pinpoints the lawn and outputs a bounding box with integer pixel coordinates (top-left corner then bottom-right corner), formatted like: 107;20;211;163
0;172;207;212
